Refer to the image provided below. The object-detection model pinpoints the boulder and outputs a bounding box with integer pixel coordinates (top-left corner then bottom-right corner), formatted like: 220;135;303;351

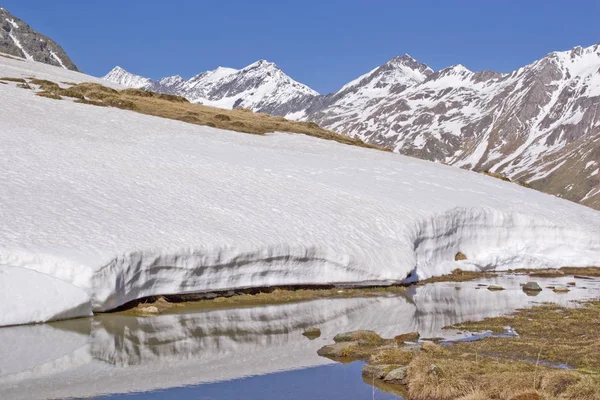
522;282;542;292
383;366;408;384
362;364;396;380
394;331;420;343
333;330;383;344
302;327;321;339
488;285;505;291
136;306;159;316
317;342;357;358
553;286;570;293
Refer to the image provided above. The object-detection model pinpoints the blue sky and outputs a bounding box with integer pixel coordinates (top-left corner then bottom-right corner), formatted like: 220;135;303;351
3;0;599;93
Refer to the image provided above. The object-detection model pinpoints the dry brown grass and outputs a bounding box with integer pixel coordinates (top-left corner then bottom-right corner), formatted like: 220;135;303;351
320;299;600;399
36;91;62;100
370;347;416;365
418;269;498;285
111;285;407;314
125;296;183;317
405;353;600;400
0;77;26;83
9;77;384;151
450;302;600;372
29;78;61;92
509;266;600;278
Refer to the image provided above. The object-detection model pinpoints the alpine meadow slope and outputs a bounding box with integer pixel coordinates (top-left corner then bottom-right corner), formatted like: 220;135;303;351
105;45;600;210
2;55;600;326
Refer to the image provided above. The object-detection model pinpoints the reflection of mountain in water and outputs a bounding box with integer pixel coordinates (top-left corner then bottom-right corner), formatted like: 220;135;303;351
1;276;599;400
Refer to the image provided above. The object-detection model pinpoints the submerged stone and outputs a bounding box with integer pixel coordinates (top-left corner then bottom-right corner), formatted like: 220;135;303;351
522;282;542;292
302;327;321;339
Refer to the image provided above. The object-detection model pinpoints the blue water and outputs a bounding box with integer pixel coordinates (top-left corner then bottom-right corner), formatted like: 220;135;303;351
95;362;401;400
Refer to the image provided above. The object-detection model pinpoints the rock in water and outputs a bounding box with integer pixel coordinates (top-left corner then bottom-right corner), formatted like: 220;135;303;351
302;327;321;339
488;285;505;291
333;330;382;344
522;282;542;292
362;364;394;380
383;366;408;384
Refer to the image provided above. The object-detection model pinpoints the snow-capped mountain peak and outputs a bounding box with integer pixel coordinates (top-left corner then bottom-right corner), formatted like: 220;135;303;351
338;54;433;94
103;66;153;89
104;59;319;113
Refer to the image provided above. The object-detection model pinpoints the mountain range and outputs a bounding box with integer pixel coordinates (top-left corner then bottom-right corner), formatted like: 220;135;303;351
0;7;77;70
1;6;597;210
105;45;600;210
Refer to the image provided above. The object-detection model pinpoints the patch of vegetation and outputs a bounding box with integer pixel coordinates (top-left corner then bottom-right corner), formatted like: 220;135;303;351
509;266;600;278
418;269;498;285
74;98;107;107
320;300;600;399
6;76;385;151
0;77;26;83
29;78;61;92
110;285;408;315
36;91;62;100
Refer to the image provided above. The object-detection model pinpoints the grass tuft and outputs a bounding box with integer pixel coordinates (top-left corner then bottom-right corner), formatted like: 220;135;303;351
0;77;26;83
36;91;62;100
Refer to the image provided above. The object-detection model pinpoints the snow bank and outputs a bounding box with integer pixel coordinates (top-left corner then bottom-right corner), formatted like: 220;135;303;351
1;56;600;322
0;266;92;326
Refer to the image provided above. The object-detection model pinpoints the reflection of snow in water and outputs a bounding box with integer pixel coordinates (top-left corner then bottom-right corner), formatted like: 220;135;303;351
1;275;599;399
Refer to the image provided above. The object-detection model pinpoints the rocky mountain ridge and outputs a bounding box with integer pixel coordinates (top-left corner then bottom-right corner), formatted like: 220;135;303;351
0;7;77;70
103;45;600;210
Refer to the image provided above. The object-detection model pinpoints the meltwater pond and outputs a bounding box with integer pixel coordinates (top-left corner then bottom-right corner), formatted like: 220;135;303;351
1;274;600;400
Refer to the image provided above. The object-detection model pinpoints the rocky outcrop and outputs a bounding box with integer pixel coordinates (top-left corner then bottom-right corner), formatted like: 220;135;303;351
0;7;77;70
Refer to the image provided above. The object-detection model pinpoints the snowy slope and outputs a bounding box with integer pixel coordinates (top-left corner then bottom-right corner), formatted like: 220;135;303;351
2;56;600;325
101;45;600;209
306;44;600;210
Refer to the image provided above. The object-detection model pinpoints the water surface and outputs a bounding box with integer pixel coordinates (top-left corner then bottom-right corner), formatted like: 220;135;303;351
1;274;599;400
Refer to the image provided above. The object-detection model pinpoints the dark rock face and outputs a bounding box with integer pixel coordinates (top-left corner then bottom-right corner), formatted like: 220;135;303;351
0;7;77;71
